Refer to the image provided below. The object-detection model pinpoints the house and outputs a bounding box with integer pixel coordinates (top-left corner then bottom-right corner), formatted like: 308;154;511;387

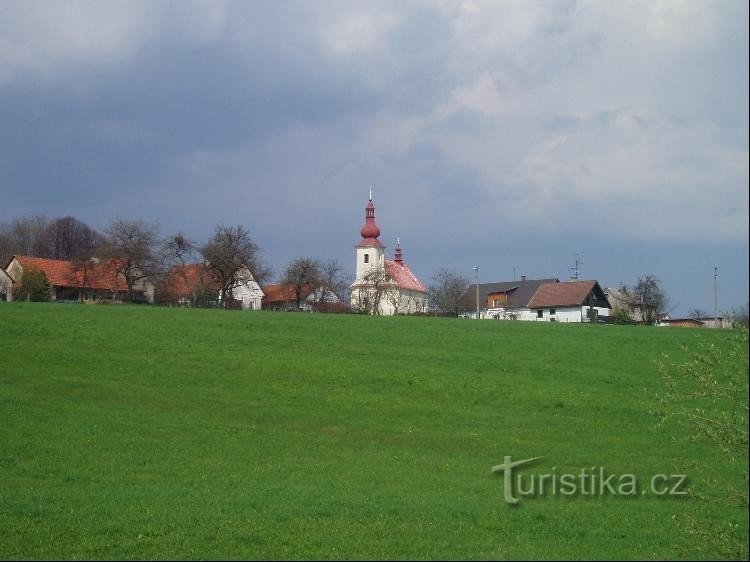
658;317;705;328
159;263;264;310
0;267;12;301
4;255;142;303
477;277;559;319
350;196;428;315
262;283;343;312
473;278;611;322
604;286;645;322
694;316;732;329
158;263;220;306
223;266;265;310
524;280;612;322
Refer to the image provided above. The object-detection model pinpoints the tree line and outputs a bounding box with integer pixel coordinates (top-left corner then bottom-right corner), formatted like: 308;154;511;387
0;215;349;309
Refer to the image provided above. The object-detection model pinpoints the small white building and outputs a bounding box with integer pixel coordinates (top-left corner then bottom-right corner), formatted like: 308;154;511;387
219;267;265;310
524;280;611;322
350;196;428;315
0;266;13;301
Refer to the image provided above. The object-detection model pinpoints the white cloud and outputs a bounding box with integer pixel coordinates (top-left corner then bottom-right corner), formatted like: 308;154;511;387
0;1;161;85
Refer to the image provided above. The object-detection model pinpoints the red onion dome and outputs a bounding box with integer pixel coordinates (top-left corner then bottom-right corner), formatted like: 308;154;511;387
360;199;381;239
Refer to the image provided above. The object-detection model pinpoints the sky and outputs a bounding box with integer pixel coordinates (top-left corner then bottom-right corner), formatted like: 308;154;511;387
0;0;747;315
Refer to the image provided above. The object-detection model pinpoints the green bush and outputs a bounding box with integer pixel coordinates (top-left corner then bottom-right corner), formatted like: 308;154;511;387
612;307;635;324
14;268;52;302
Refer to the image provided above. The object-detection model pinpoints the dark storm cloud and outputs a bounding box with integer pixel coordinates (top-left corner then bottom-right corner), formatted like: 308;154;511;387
0;1;747;313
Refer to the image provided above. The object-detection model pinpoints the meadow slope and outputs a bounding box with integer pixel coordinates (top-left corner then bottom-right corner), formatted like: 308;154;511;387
0;304;746;559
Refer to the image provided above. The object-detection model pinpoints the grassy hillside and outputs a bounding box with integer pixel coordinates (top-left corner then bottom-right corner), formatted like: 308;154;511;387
0;304;746;559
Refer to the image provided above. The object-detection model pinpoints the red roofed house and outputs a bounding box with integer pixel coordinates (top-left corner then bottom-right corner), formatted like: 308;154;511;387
158;263;220;307
522;279;612;322
262;282;344;311
5;255;134;303
350;195;428;315
158;263;264;309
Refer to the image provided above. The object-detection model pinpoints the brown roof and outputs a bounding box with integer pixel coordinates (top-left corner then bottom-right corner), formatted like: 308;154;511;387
159;264;220;300
11;255;127;292
528;280;610;309
262;283;314;304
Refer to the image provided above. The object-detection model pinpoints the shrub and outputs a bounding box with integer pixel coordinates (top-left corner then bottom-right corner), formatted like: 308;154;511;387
14;268;52;302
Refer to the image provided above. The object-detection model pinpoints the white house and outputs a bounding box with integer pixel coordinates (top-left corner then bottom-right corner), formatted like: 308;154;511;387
523;280;611;322
0;266;13;301
482;279;611;322
350;196;428;315
218;266;265;310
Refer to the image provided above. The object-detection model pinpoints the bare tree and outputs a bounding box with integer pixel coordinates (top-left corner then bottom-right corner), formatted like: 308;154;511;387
282;257;321;310
429;268;472;317
621;274;671;324
102;218;160;303
353;266;390;314
0;215;51;265
688;308;707;320
315;258;350;311
158;232;198;298
729;303;749;328
201;224;268;308
39;216;103;261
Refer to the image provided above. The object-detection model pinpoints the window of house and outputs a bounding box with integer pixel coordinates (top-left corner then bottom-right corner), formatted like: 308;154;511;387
537;310;543;318
493;298;500;307
364;254;369;264
550;308;556;315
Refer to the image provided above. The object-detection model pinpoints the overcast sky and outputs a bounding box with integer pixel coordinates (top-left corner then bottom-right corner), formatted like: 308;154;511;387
1;1;747;315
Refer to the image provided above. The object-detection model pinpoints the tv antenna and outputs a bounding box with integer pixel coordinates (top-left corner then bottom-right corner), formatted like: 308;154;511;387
569;254;583;280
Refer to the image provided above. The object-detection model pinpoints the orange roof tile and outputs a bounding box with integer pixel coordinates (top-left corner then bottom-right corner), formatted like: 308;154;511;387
13;255;128;292
159;264;220;300
262;283;314;303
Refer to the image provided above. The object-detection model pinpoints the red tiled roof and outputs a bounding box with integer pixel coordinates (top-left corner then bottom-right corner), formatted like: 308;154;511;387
384;259;427;293
528;280;598;308
159;264;220;300
262;283;314;303
12;255;127;292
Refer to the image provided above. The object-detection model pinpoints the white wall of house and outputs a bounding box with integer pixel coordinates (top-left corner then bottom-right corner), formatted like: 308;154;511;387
485;306;610;322
0;268;12;301
296;288;342;312
231;279;264;310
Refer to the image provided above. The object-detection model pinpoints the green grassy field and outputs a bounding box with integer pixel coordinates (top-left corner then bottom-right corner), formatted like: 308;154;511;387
0;304;747;559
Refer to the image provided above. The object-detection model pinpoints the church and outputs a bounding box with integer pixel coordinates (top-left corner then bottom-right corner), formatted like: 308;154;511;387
350;195;428;315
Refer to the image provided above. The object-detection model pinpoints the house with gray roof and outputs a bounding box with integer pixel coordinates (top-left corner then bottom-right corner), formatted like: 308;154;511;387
468;277;612;322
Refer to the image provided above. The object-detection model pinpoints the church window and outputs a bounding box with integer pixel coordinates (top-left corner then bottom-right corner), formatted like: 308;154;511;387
364;254;369;264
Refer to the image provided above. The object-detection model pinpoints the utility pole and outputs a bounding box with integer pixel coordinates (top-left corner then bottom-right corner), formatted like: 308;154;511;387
473;265;480;320
714;266;718;329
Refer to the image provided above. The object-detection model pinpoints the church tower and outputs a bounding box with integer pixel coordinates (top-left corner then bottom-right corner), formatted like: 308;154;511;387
354;194;385;281
351;193;428;315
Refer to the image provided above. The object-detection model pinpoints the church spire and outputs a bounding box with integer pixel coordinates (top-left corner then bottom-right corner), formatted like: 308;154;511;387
394;237;403;262
359;193;382;242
